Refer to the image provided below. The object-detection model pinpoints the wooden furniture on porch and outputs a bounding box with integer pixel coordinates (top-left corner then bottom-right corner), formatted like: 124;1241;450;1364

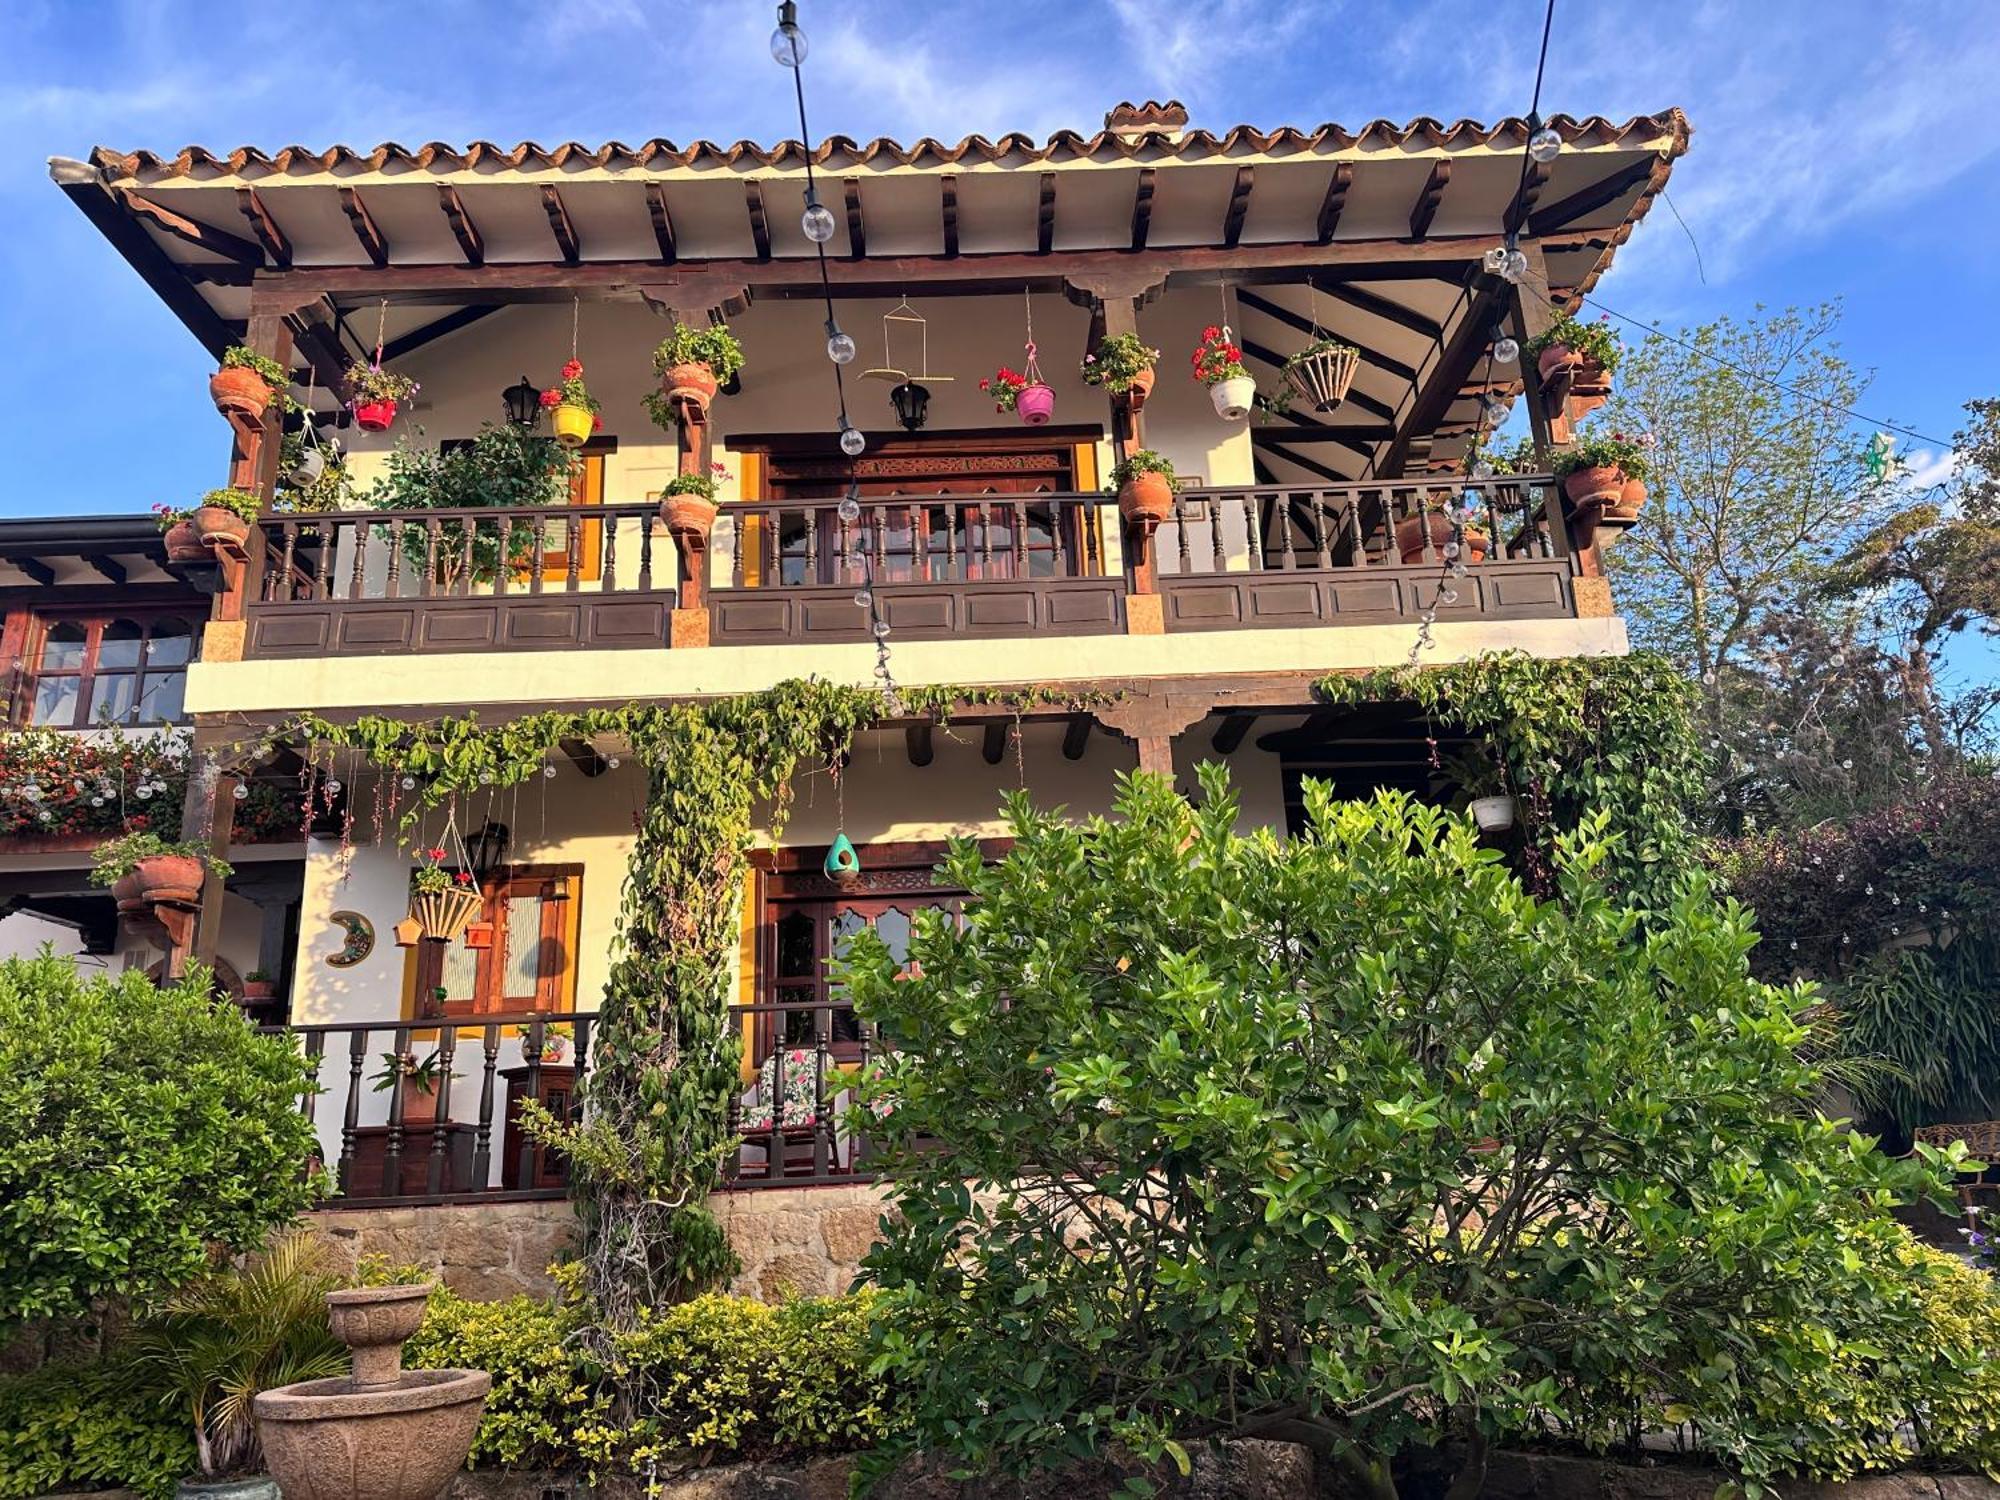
344;1120;477;1198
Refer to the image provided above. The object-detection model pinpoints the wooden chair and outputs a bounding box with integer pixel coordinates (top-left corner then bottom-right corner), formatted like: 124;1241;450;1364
1911;1122;2000;1221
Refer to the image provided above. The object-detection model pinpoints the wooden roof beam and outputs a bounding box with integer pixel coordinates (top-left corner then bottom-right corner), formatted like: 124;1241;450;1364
905;723;934;767
1257;415;1383;461
1306;277;1443;340
744;180;771;261
843;178;866;261
1130;167;1156;251
120;190;263;266
81;554;128;585
940;174;958;257
50;162;236;358
1222;165;1255;248
1503;159;1552;236
437;185;484;267
1408;161;1452;241
338;187;388;268
1377;273;1507;478
234;188;291;269
1061;715;1092;761
1315;162;1353;243
1037;172;1056;253
379;304;502;362
14;557;55;587
644;182;678;263
540;185;580;265
1237;290;1419;383
1259;440;1348;484
1528;156;1659;236
981;721;1007;765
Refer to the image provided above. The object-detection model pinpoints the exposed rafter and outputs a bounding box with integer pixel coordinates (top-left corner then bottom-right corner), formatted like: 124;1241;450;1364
939;174;958;257
51;167;236;358
1130;166;1156;251
843;178;866;261
14;558;55;587
540;185;580;265
1259;440;1348;484
644;182;678;263
1237;290;1418;384
1528;156;1660;236
1315;162;1353;243
1377;273;1505;477
905;723;934;766
558;737;609;777
437;185;484;267
1408;161;1452;241
1258;413;1382;461
744;180;771;261
234;188;291;269
1037;172;1056;254
120;190;263;266
1305;277;1444;340
1222;165;1255;248
1503;159;1552;236
337;187;388;268
80;554;128;585
981;721;1008;765
1061;715;1091;761
379;304;502;362
1211;713;1257;755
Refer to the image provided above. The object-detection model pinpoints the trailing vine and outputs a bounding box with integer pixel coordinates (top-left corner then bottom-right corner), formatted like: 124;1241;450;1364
1315;651;1706;907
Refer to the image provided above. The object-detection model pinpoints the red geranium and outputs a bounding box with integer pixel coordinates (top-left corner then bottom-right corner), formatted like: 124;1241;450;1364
538;387;561;409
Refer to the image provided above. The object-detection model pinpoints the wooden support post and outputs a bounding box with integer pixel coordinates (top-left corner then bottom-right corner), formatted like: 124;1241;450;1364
1093;692;1212;782
1506;243;1597;577
219;314;293;623
670;398;711;639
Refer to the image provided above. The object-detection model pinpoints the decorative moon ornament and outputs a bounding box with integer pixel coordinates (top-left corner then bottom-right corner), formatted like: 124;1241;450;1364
325;910;375;968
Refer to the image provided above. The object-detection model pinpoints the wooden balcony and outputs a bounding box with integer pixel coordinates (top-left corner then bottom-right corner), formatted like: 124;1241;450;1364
240;476;1578;660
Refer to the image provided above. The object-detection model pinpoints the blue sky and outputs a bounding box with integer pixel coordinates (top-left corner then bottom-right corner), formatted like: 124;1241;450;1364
2;0;1993;677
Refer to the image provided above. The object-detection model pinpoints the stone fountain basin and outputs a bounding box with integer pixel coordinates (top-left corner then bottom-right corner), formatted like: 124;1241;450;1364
253;1368;491;1500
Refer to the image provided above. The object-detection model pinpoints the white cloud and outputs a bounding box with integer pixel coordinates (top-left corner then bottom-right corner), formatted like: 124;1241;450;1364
1897;446;1960;494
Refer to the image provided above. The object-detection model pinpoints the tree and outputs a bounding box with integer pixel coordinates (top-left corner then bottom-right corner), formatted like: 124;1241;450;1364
1598;305;1889;733
0;956;323;1329
359;422;576;589
850;769;1964;1496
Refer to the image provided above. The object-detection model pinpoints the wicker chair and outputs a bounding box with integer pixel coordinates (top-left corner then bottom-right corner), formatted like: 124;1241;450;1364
1911;1122;2000;1219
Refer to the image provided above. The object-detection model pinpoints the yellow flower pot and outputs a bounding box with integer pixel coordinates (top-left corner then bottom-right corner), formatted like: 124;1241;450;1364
551;403;594;448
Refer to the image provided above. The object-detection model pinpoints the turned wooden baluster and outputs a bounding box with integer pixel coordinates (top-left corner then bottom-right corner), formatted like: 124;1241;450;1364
805;508;820;586
564;513;581;591
602;510;618;590
1241;493;1261;570
639;516;655;592
337;1028;366;1197
1174;495;1192;572
460;519;476;596
349;520;369;599
1313;494;1333;569
529;520;546;593
422;519;440;598
381;1024;413;1198
1050;501;1067;577
314;521;334;599
495;518;511;594
277;524;297;601
1278;495;1298;571
515;1019;545;1191
978;500;993;575
470;1024;500;1190
387;519;404;593
425;1026;457;1196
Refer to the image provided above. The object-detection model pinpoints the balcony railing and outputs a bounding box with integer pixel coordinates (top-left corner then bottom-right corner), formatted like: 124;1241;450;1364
270;1000;882;1207
239;475;1578;658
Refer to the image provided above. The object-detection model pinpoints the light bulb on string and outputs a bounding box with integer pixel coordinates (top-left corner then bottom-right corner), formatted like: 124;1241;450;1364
853;590;873;609
837;484;862;523
1503;248;1529;283
871;620;891;639
801;193;836;244
825;320;857;365
768;0;807;65
839;420;866;457
1527;125;1562;164
1493;331;1520;364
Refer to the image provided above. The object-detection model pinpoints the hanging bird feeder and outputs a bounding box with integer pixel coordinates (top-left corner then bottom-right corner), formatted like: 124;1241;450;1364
863;296;952;429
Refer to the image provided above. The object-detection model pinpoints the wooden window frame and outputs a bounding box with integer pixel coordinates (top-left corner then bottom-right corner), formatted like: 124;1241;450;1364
19;609;200;728
406;862;584;1023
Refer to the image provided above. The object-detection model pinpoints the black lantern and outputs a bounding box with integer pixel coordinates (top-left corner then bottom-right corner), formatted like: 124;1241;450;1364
889;380;930;432
466;821;512;878
501;376;541;427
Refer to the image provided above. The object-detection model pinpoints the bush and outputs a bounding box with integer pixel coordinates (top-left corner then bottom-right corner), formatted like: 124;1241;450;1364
0;956;323;1329
0;1360;191;1500
846;768;1967;1497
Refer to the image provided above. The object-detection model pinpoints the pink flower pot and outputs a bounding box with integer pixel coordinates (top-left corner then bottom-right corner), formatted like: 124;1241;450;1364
354;398;399;432
1015;383;1056;426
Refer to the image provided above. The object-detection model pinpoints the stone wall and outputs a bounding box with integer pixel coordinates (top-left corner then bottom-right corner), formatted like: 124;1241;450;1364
306;1183;893;1303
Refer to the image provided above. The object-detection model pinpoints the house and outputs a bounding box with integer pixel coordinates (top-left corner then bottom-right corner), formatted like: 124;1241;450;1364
40;95;1687;1292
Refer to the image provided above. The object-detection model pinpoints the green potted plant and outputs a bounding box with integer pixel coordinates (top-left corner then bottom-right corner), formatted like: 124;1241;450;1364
1107;449;1180;526
190;488;262;552
1277;335;1361;414
1553;431;1650;514
658;461;731;541
1394;494;1491;566
135;1230;346;1500
540;358;602;449
346;362;420;432
1441;745;1517;834
407;846;481;942
1525;312;1620;385
241;968;277;1004
644;322;744;426
1080;332;1161;409
1191;325;1256;420
154;502;207;563
209;345;287;423
370;1047;456;1124
91;831;229;906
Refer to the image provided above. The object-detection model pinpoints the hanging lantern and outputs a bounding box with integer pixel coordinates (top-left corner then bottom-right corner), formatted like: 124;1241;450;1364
889;380;931;431
467;821;511;878
502;376;541;427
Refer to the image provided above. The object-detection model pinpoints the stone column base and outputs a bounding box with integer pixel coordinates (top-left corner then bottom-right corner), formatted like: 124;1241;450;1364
670;607;711;649
1125;593;1165;636
1572;576;1614;618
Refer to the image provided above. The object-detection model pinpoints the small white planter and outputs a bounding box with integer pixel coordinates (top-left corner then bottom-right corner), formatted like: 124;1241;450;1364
1470;795;1517;833
1209;375;1257;422
286;447;325;489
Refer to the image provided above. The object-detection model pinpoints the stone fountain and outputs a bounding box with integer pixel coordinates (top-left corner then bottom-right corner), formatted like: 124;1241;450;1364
253;1285;490;1500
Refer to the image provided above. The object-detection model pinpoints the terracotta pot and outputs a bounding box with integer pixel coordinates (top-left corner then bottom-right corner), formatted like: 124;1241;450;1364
194;505;251;549
134;852;205;905
1395;512;1491;566
209;366;273;420
1015;383;1056;426
163;521;207;562
1600;476;1648;523
1117;471;1175;526
398;1080;439;1126
662;361;719;418
660;491;718;539
550;404;594;448
1209;374;1257;421
111;869;145;915
353;398;399;432
1563;465;1626;511
241;980;277;1003
1111;366;1156;411
1537;343;1583;382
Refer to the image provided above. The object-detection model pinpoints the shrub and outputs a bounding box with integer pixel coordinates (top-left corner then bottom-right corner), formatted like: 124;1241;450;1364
0;956;323;1329
0;1359;191;1500
404;1287;602;1470
847;768;1965;1497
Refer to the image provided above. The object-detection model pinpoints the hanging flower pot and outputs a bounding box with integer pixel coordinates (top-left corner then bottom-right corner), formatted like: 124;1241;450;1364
1394;510;1491;566
1557;434;1650;520
1192;325;1256;422
1537;343;1583;383
1080;333;1161;413
346;360;420;435
645;323;744;431
1015;383;1055;426
209;364;275;421
1109;451;1179;526
155;507;207;563
353;399;399;433
824;832;861;887
1281;339;1361;414
286;445;325;490
542;359;602;449
1469;795;1518;833
191;489;258;552
1602;476;1648;524
410;886;482;943
551;405;595;447
983;323;1054;428
110;869;146;915
134;851;207;904
1528;314;1621;391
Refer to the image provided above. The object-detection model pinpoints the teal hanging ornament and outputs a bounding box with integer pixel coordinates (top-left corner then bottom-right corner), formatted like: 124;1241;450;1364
1863;431;1895;480
824;831;860;883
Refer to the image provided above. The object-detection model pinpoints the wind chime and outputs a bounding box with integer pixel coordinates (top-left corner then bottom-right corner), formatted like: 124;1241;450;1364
861;296;953;431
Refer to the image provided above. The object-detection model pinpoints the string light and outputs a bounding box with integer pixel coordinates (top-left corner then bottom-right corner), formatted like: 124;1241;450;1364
839;419;866;457
1492;330;1520;364
801;191;836;243
768;0;807;65
825;319;857;365
1527;123;1562;164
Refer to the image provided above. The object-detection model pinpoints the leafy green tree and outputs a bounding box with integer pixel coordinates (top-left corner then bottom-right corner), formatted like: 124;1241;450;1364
0;956;322;1329
360;422;576;589
849;770;1963;1496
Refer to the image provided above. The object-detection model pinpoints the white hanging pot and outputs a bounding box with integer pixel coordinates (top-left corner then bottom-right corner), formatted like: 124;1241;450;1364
1210;375;1257;421
1284;343;1361;413
1470;795;1517;834
286;447;325;489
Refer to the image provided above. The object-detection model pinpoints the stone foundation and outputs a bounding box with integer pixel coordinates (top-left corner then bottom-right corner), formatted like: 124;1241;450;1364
305;1183;893;1303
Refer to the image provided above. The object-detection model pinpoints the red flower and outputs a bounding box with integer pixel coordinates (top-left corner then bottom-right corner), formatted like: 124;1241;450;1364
592;414;603;431
539;387;561;407
561;358;583;381
978;378;990;391
455;870;473;885
1203;325;1221;340
428;846;446;861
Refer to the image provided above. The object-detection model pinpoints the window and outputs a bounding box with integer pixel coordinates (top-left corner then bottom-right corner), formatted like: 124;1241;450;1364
425;866;581;1019
27;615;197;727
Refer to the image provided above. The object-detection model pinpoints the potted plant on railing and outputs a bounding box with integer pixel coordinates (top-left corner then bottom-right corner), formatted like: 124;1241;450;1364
90;830;229;906
1080;333;1161;411
643;322;744;427
1394;494;1491;566
1107;449;1180;526
209;345;288;423
540;358;603;449
978;364;1055;426
1525;312;1621;389
153;503;207;563
658;462;731;542
407;847;481;942
346;363;420;433
370;1048;455;1125
241;968;277;1004
1191;325;1256;421
1554;431;1650;517
188;488;262;553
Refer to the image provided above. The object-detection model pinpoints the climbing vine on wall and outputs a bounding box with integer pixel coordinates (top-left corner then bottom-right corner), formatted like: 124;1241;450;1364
1315;651;1707;907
